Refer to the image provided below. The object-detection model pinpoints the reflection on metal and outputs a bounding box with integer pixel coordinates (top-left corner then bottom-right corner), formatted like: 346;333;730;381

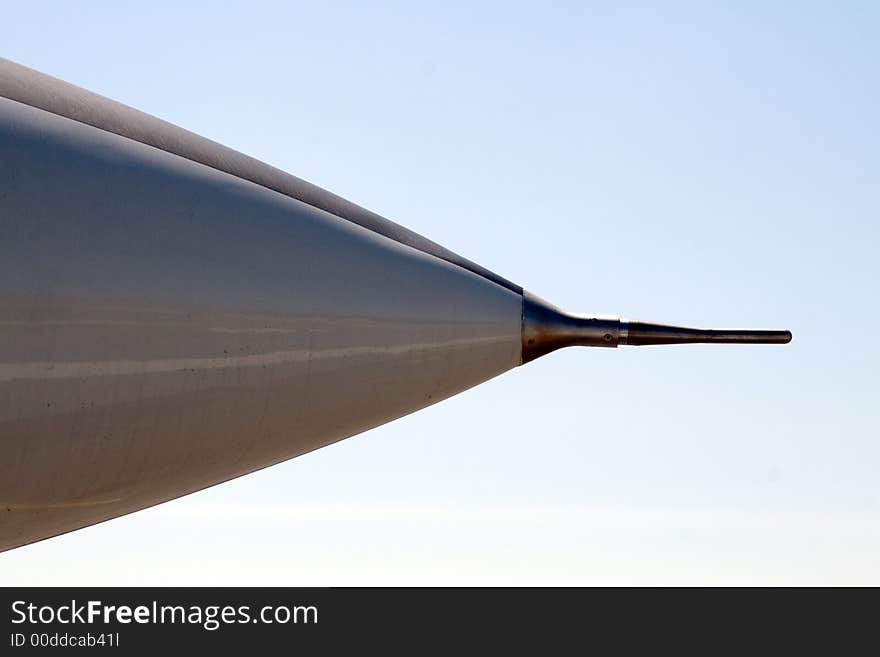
521;292;620;362
0;59;792;552
522;292;792;362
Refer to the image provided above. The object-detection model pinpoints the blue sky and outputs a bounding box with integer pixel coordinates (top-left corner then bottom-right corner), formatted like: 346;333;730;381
1;1;878;584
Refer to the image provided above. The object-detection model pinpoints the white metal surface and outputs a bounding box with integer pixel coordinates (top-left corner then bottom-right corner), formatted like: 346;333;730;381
0;98;522;551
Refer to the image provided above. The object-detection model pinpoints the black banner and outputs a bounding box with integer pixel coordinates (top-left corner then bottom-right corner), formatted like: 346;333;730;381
0;587;872;652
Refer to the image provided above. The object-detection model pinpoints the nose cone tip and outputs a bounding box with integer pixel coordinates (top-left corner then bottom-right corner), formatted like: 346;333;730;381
521;290;793;360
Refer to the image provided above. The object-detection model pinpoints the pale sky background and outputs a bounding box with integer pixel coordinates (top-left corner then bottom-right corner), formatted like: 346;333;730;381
1;1;878;585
